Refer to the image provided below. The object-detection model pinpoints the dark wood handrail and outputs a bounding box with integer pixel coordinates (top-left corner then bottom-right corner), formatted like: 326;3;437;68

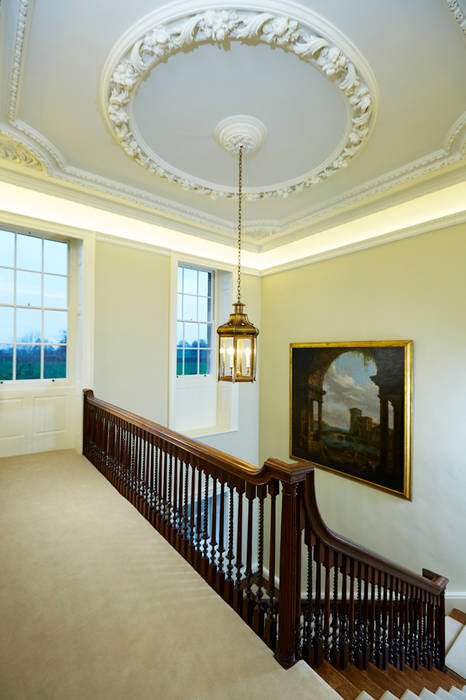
83;390;312;485
303;469;448;594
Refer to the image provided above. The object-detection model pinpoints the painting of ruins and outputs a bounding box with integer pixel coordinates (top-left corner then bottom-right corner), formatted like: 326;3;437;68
290;341;412;499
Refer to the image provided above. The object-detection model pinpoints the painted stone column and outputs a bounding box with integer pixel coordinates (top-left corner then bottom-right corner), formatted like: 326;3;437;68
379;396;389;474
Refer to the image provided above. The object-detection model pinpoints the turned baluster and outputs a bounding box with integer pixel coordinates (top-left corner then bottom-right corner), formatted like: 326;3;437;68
348;558;355;665
171;450;178;548
242;483;255;626
188;461;196;565
264;480;278;651
216;479;226;596
253;485;266;638
370;567;377;664
355;560;364;668
224;482;235;604
181;456;189;557
193;466;203;572
339;554;349;669
208;475;218;587
332;549;340;667
200;471;210;578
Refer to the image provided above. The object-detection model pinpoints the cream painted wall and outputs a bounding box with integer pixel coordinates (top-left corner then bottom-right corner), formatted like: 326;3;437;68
94;241;170;424
94;240;260;465
259;223;466;596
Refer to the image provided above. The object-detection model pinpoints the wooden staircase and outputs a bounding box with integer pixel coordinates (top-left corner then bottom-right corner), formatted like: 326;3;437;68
314;609;466;700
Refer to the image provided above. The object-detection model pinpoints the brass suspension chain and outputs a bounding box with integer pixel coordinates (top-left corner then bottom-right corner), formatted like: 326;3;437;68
237;145;243;304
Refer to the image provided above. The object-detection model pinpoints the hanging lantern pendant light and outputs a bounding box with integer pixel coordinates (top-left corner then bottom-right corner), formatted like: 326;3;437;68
217;145;259;382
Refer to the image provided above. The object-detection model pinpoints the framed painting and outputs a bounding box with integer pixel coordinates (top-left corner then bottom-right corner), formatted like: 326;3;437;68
290;341;412;499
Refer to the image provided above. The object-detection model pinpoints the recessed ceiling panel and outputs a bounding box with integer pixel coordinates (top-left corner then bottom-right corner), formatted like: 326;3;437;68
133;41;346;189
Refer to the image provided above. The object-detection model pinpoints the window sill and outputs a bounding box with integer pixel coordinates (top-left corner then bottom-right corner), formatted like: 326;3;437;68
180;425;238;439
0;380;77;396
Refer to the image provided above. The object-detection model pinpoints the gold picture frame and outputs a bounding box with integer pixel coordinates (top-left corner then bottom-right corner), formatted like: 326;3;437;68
290;341;412;499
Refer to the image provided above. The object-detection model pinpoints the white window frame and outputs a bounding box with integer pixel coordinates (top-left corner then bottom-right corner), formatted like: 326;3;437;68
169;254;239;437
176;262;215;378
0;228;71;386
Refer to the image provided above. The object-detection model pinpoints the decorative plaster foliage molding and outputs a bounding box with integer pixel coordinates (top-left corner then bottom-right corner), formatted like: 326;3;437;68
8;0;33;122
103;3;376;200
446;0;466;34
0;134;43;171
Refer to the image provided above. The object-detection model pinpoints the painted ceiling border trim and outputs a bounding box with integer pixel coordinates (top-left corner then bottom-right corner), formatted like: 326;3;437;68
1;0;464;249
259;211;466;276
1;180;464;280
101;0;378;200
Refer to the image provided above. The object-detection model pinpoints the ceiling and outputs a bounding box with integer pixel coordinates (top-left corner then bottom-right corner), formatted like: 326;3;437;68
0;0;465;262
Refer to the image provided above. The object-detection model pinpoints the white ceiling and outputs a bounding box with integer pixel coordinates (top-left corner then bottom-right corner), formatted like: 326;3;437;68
0;0;465;258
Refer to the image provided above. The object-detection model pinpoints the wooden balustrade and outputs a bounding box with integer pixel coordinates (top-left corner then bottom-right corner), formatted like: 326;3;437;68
82;390;448;672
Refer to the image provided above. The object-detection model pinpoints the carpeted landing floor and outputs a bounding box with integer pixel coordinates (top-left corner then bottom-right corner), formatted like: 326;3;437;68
0;450;341;700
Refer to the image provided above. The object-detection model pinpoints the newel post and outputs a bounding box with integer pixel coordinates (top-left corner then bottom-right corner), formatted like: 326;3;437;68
275;481;301;668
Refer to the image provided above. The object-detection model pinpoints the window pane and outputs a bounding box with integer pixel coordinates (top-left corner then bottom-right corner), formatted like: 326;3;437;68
0;267;14;304
44;239;68;275
177;322;184;346
199;324;212;348
184;323;198;347
199;348;211;375
198;271;209;296
16;308;41;343
177;265;183;291
16;270;42;307
198;296;208;322
176;348;183;375
0;307;14;343
0;230;15;268
177;293;182;319
0;345;13;380
17;234;42;271
44;274;67;309
183;294;197;321
44;310;67;343
183;267;197;295
16;345;41;379
44;345;67;379
184;348;198;375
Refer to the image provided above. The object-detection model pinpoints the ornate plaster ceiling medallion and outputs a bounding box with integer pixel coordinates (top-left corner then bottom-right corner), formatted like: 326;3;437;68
102;1;377;201
214;115;267;155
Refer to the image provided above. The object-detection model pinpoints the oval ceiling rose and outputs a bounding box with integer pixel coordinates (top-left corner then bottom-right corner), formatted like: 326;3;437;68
214;115;268;155
101;1;378;201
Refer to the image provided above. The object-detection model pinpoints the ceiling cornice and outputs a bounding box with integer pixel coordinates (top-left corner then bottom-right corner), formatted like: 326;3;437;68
1;0;465;252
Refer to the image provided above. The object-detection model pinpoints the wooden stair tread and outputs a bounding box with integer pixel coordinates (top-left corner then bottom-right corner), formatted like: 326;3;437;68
314;660;361;700
312;660;463;700
446;669;466;686
344;664;386;699
450;609;466;626
364;663;406;697
426;666;463;690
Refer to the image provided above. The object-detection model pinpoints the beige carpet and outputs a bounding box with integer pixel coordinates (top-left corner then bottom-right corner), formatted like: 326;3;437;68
0;450;341;700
